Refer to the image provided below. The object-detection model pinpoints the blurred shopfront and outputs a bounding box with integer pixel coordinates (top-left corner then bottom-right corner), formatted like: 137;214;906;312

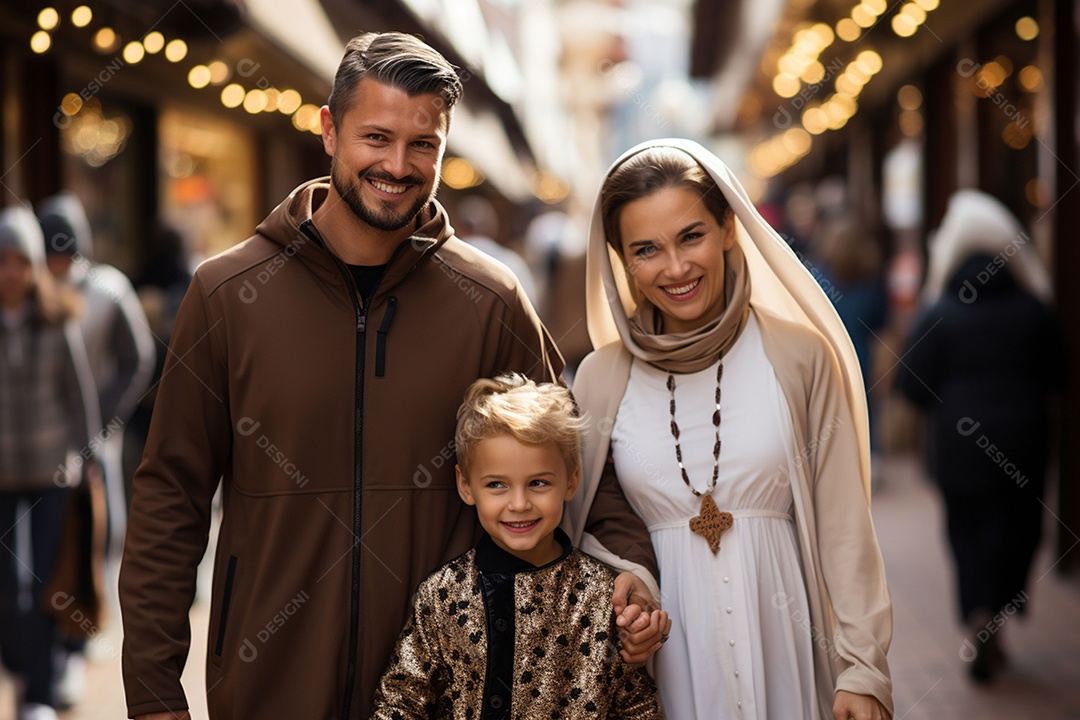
0;1;335;276
705;0;1080;572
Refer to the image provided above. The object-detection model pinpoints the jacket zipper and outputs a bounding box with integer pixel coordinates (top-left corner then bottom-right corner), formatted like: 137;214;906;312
343;286;365;720
300;220;409;719
298;221;365;718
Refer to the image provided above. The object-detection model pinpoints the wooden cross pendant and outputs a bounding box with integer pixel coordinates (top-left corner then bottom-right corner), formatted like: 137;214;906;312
689;494;734;555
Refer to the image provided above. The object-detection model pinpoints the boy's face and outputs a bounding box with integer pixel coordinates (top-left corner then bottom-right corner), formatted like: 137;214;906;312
456;434;580;567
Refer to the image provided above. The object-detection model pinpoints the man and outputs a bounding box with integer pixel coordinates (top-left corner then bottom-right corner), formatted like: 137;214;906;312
121;32;661;720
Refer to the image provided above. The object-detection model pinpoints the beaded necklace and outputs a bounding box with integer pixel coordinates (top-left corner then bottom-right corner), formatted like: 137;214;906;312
666;361;733;554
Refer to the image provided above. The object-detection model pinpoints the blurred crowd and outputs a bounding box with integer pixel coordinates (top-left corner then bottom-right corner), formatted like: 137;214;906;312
0;193;189;720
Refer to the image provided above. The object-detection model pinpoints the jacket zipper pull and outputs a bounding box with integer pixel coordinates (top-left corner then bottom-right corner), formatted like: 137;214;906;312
357;313;365;333
375;296;397;377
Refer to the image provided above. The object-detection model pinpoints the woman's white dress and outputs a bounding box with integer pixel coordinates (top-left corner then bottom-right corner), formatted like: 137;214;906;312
611;314;820;720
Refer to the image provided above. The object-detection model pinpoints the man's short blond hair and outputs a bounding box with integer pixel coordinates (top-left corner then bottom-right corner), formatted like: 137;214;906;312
455;374;585;476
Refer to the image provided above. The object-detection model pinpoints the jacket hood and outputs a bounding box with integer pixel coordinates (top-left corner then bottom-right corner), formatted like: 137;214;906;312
0;205;46;272
254;177;457;289
37;191;94;260
923;189;1052;305
945;252;1019;298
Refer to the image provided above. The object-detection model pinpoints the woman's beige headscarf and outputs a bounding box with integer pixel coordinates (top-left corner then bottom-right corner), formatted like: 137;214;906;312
921;188;1053;304
585;138;872;493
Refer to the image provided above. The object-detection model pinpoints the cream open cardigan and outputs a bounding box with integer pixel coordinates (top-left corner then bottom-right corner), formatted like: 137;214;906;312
562;139;894;717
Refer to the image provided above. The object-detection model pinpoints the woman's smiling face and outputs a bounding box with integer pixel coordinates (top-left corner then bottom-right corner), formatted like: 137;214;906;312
618;186;736;334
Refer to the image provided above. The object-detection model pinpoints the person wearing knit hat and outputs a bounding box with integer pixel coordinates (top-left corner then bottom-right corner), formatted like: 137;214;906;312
0;204;100;720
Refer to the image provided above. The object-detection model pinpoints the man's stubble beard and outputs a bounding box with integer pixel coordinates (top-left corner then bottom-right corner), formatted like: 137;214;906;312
330;158;439;233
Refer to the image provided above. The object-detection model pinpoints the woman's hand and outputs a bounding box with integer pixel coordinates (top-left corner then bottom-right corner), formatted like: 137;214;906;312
612;571;672;665
833;690;890;720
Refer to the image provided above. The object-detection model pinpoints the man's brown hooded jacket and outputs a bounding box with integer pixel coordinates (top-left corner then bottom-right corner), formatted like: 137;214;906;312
119;180;563;718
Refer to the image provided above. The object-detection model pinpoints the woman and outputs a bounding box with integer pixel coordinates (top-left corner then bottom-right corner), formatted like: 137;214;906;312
0;205;99;720
564;140;893;719
895;190;1063;683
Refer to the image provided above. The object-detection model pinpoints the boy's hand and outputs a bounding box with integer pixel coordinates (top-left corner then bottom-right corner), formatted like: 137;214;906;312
612;572;672;665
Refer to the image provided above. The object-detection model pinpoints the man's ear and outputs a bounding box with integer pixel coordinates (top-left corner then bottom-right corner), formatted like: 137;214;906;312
319;106;336;157
456;464;476;506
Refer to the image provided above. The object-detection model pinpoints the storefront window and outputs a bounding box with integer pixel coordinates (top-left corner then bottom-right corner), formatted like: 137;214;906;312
60;96;140;273
159;107;256;268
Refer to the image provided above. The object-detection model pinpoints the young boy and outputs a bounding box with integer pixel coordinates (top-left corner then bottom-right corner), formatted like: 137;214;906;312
370;375;665;719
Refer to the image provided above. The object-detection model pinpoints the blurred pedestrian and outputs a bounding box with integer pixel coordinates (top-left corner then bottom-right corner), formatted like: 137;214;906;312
0;205;99;720
125;222;193;497
457;194;539;305
568;139;893;720
36;191;155;706
37;192;155;542
810;215;888;480
895;189;1064;683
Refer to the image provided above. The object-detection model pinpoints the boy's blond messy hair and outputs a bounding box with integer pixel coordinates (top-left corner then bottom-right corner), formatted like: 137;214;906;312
455;374;586;476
